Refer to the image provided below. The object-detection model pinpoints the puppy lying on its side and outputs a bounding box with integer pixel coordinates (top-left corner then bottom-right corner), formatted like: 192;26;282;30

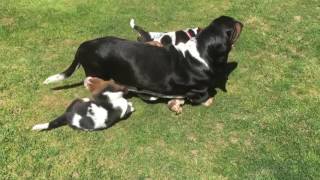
32;78;134;131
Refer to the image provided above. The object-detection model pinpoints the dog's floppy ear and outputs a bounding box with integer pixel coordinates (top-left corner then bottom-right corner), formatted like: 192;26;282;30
230;22;243;45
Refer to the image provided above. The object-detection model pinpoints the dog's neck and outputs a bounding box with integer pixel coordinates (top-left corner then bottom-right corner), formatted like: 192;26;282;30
175;38;209;68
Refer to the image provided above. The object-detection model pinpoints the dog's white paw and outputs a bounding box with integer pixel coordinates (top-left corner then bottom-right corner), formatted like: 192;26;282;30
202;97;214;107
149;97;159;101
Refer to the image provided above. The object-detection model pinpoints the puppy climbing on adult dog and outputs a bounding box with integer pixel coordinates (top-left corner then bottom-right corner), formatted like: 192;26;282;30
33;78;134;131
43;16;243;108
130;18;201;46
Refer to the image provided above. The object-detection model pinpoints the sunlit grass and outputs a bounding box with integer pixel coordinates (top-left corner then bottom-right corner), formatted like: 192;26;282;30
1;0;319;178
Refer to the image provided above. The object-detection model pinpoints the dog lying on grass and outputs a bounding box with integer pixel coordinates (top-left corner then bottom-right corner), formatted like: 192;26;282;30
43;16;243;114
33;78;134;131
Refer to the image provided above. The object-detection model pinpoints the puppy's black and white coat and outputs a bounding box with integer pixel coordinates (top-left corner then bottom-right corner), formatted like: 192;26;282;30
32;83;134;131
130;18;201;46
43;16;243;104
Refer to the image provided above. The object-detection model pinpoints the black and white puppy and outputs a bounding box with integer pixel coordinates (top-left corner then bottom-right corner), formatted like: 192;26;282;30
33;79;134;131
43;16;243;105
130;18;201;46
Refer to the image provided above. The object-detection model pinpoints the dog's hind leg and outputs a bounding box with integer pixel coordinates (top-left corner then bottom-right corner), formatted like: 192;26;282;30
32;113;68;131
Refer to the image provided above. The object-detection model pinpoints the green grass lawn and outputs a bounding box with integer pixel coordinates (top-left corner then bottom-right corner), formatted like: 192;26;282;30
1;0;319;178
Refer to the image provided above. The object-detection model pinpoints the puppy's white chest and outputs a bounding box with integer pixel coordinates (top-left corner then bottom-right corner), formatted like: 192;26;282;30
87;103;108;129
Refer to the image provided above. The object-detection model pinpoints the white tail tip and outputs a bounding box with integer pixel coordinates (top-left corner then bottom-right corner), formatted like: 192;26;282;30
130;18;135;29
43;73;65;84
32;123;49;131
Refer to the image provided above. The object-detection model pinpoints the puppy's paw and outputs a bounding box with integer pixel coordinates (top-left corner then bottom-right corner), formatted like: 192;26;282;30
171;105;183;114
168;99;185;114
84;77;108;94
84;77;94;90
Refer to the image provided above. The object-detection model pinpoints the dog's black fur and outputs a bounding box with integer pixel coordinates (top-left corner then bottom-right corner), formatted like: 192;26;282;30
44;16;243;104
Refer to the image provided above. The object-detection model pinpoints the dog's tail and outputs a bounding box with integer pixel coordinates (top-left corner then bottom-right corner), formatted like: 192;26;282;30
32;114;68;131
43;56;80;84
130;18;136;29
129;18;152;42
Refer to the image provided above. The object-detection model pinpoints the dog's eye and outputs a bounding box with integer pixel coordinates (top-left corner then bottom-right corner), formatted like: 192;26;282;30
226;29;232;39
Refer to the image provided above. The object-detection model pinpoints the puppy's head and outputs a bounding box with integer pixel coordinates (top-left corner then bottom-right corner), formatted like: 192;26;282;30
198;16;243;64
84;77;128;95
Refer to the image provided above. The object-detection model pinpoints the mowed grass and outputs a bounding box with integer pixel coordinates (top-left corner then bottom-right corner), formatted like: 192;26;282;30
1;0;319;178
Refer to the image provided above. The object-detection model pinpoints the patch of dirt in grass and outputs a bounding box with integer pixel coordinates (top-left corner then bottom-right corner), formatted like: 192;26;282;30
187;133;197;142
42;51;58;61
244;16;271;31
156;139;166;148
204;138;229;153
214;122;225;133
293;15;302;22
290;85;320;100
39;94;70;109
0;17;15;26
229;132;240;145
63;39;80;47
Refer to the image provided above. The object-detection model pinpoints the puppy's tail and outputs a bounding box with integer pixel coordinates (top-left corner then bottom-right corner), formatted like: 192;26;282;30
32;114;68;131
43;56;80;84
129;18;152;42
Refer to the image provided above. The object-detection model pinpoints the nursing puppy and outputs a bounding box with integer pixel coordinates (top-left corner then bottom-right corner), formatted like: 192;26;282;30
32;79;134;131
130;18;201;46
43;16;243;106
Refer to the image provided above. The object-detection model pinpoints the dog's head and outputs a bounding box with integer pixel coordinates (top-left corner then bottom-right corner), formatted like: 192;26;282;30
197;16;243;64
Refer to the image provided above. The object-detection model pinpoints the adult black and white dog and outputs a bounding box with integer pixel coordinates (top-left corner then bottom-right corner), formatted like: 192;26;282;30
33;78;134;131
43;16;243;105
130;18;201;46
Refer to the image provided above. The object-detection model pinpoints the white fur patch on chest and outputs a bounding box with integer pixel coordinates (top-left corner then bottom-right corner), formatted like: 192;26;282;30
110;98;128;118
103;92;128;118
175;38;209;68
71;113;83;129
87;103;108;129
